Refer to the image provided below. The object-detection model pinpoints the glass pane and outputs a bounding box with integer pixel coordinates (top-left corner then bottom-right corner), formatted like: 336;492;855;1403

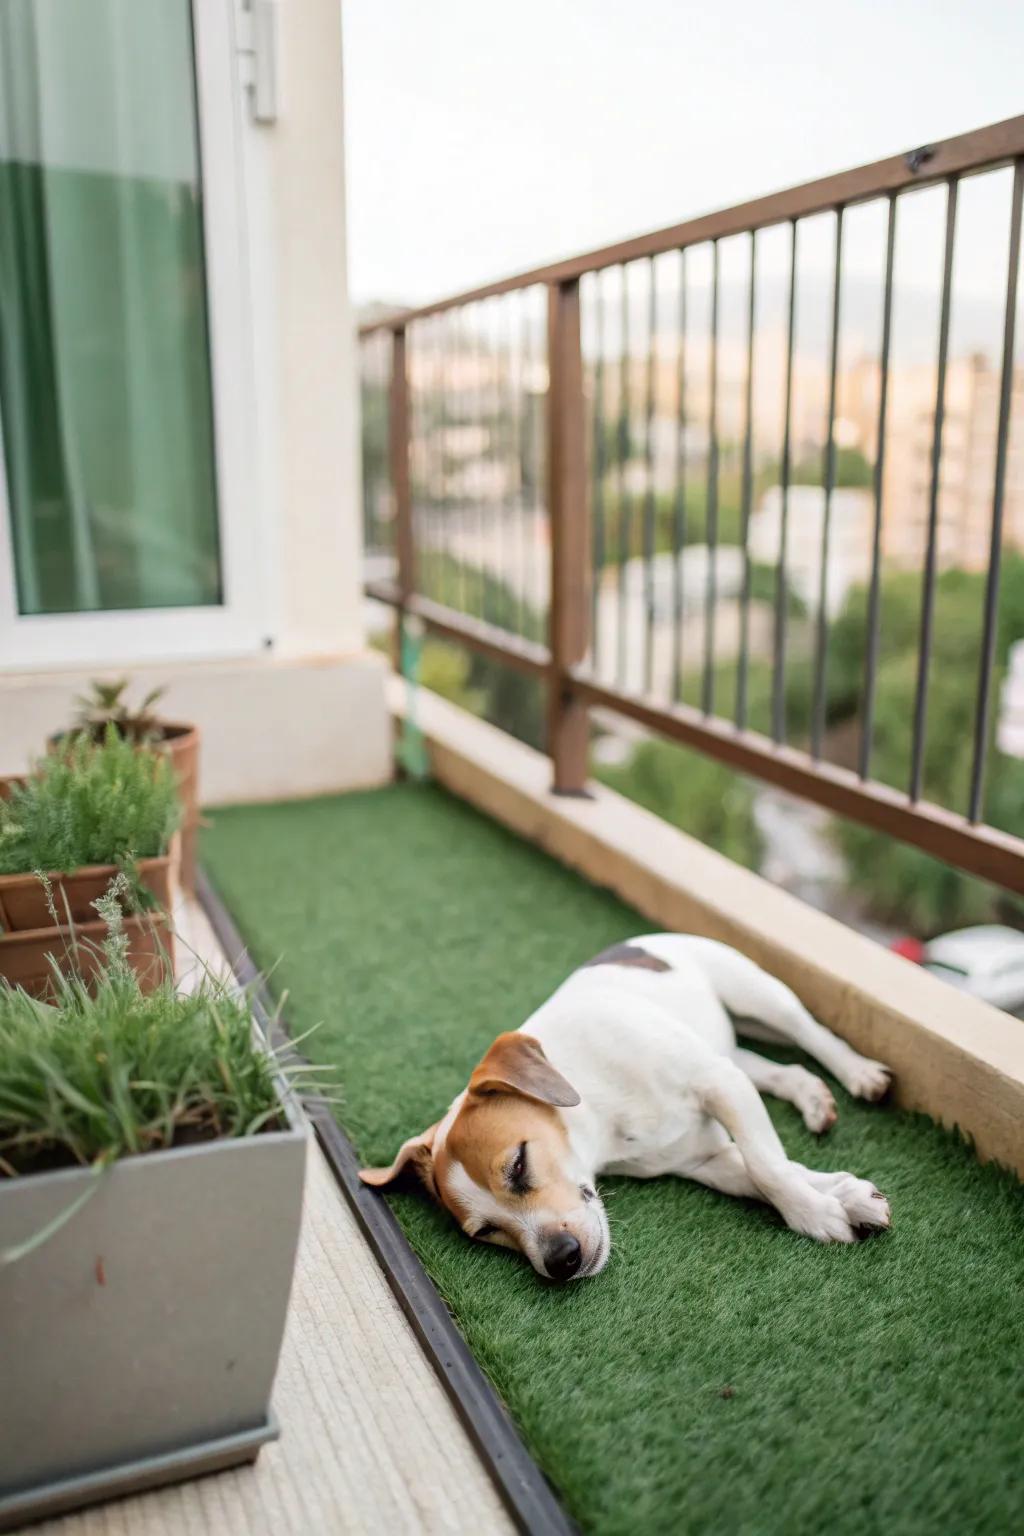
0;0;221;615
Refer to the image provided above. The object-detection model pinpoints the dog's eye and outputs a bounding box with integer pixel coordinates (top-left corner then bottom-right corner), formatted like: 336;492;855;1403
508;1142;529;1193
580;1184;596;1203
475;1223;499;1241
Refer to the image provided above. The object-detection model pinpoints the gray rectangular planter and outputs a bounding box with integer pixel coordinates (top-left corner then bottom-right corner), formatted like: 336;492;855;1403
0;1099;308;1529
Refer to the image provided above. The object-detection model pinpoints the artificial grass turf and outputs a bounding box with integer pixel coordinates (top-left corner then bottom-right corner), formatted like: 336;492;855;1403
202;784;1024;1536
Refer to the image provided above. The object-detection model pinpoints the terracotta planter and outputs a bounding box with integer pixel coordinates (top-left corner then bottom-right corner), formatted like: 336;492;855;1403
49;723;201;893
0;845;176;934
0;912;173;999
161;724;200;893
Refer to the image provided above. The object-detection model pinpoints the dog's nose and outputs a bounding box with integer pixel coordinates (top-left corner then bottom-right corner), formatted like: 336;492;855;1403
544;1232;582;1282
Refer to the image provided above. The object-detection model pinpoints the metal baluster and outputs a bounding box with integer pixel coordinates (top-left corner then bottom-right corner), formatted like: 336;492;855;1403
643;256;657;694
616;264;631;688
969;159;1024;821
458;309;470;618
520;291;538;626
860;195;897;781
478;304;491;624
672;249;687;703
773;219;798;744
910;176;959;802
703;241;720;717
592;271;607;674
811;206;844;758
736;231;757;730
507;291;524;637
495;299;508;628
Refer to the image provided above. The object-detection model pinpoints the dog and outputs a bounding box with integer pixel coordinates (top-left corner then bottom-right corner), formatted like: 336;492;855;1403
359;934;893;1281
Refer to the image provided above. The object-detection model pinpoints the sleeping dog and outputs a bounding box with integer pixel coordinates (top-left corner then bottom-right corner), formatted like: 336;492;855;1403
359;935;892;1281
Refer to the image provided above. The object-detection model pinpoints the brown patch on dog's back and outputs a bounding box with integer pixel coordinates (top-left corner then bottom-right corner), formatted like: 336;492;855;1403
582;942;670;973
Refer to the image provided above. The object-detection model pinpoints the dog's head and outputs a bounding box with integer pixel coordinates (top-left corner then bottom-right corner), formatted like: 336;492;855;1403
359;1031;610;1281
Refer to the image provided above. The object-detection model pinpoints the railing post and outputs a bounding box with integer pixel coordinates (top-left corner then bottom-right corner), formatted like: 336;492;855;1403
390;325;414;668
546;279;590;795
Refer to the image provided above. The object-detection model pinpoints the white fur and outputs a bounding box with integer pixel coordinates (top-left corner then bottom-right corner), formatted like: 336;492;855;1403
515;935;892;1269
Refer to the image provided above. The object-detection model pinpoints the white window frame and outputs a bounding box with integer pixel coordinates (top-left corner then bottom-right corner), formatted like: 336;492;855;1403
0;0;270;671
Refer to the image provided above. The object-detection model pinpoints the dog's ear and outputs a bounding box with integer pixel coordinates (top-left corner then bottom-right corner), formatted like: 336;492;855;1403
359;1124;439;1197
469;1032;581;1108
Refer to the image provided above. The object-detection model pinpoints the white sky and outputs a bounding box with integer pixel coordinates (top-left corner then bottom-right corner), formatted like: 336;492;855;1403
341;0;1024;309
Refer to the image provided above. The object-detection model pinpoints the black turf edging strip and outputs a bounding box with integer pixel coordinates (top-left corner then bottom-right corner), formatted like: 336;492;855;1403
196;869;577;1536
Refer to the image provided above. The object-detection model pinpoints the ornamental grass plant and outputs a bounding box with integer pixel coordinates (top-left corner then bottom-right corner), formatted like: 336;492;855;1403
0;883;328;1186
0;727;180;878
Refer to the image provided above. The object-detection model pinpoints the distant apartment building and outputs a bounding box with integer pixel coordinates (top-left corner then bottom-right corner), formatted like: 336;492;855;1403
748;485;874;617
839;354;1024;572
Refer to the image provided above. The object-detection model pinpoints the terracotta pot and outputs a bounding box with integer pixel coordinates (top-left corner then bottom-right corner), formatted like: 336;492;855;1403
0;912;174;1000
0;840;177;934
161;724;200;893
48;723;201;893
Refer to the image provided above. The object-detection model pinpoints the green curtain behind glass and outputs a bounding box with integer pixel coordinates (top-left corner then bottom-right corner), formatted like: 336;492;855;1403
0;0;222;616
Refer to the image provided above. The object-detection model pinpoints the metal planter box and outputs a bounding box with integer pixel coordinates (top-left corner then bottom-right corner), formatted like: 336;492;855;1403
0;1107;308;1529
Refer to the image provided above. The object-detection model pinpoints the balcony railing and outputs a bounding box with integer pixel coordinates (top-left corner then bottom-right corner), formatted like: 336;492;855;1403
360;115;1024;895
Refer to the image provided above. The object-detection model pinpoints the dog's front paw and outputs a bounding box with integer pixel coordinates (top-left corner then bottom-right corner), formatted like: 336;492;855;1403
780;1187;856;1244
831;1174;891;1233
839;1057;892;1102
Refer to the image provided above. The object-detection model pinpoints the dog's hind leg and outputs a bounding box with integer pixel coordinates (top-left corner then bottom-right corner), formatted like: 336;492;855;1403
733;1047;837;1134
692;1059;857;1242
680;938;891;1101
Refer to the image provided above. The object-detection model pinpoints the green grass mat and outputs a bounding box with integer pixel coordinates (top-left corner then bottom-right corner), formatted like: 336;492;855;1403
202;784;1024;1536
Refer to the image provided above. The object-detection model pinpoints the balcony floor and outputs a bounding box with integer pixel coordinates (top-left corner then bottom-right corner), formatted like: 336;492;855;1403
200;782;1024;1536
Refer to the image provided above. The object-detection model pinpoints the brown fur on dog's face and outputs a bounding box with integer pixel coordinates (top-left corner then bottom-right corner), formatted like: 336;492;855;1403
359;1033;611;1281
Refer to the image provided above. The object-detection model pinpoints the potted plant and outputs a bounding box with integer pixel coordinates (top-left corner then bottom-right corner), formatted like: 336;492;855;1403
0;892;311;1528
59;679;201;892
0;731;181;996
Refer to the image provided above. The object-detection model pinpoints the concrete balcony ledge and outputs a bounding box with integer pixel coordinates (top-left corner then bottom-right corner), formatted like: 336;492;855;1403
387;676;1024;1178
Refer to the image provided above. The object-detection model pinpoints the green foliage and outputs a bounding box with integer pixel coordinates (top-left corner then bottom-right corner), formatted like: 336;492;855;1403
789;445;874;489
596;478;744;566
0;888;314;1181
70;676;166;744
416;550;547;749
418;641;488;717
361;380;390;545
204;785;1024;1536
593;446;872;571
823;555;1024;933
0;727;181;876
597;738;762;871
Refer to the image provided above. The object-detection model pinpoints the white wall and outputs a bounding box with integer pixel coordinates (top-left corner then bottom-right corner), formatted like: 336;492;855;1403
0;0;389;798
0;653;390;802
267;0;365;659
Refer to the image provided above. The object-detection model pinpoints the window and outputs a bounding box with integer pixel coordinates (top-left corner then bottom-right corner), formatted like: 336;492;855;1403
0;0;266;667
0;0;220;614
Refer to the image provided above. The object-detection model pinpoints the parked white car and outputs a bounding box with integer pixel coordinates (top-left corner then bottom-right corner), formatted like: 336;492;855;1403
919;926;1024;1013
